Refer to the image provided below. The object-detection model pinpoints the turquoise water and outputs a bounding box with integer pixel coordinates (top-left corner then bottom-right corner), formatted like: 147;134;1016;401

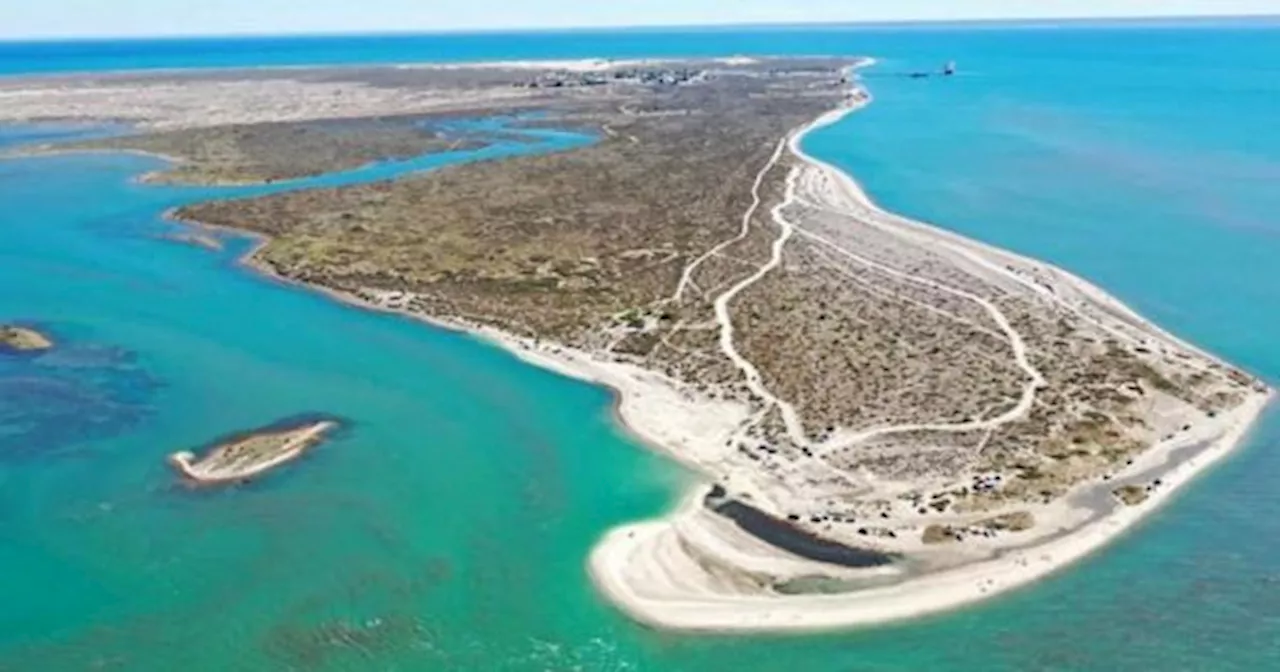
3;21;1280;671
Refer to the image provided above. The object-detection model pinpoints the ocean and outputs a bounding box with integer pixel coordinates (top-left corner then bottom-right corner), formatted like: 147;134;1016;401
1;19;1278;671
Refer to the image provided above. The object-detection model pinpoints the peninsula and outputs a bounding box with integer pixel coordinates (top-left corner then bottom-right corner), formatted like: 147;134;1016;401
5;56;1269;631
169;416;341;485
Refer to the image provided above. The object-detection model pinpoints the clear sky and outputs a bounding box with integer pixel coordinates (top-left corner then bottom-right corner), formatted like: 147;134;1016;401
3;0;1278;40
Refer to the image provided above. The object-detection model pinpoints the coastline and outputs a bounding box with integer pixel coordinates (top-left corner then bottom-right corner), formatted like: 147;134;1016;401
2;145;403;188
14;55;1270;633
212;89;1272;632
785;103;1238;371
578;88;1275;632
0;146;197;186
589;392;1272;632
218;233;752;481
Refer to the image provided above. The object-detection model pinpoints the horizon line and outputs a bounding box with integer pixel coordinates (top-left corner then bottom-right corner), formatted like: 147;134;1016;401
2;13;1278;43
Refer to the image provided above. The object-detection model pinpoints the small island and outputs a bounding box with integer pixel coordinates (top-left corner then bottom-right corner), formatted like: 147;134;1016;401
0;324;53;352
168;415;341;485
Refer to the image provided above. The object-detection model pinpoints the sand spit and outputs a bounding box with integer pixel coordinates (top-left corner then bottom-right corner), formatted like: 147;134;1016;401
92;56;1271;632
589;392;1270;631
575;87;1274;632
325;282;1270;634
168;416;340;486
220;169;1271;633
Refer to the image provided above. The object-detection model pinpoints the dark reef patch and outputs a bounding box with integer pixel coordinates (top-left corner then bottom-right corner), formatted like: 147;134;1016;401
0;332;161;460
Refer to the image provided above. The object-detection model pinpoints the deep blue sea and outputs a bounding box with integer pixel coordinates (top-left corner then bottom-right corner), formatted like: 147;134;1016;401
2;19;1279;671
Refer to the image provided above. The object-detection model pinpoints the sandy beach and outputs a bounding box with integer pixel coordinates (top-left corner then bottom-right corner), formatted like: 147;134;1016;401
572;80;1274;631
588;392;1271;631
222;130;1273;631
